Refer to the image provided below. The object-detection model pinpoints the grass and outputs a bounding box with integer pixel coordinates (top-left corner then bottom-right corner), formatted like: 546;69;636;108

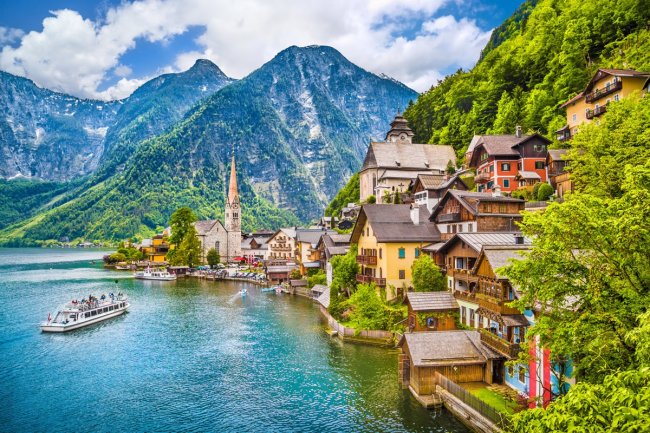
463;383;519;415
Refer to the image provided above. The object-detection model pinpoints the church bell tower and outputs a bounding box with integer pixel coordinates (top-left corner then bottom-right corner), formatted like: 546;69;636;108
225;153;242;261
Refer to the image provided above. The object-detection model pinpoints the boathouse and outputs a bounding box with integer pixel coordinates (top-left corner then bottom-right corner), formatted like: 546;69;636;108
405;291;459;332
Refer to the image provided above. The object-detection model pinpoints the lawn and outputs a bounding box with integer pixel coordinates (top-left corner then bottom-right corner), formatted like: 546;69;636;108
464;384;519;415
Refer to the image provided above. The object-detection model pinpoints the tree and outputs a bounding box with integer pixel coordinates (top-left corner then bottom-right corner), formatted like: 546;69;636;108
206;248;220;268
307;270;326;288
289;268;302;279
330;245;359;297
168;207;197;245
536;183;554;201
411;255;447;292
166;207;200;267
345;283;387;330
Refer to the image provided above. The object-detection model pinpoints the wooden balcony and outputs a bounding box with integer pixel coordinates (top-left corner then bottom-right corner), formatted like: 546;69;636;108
355;274;386;286
479;328;521;359
454;290;478;304
453;268;478;283
585;80;622;103
438;212;461;223
475;172;491;183
586;105;607;119
273;245;292;251
476;296;521;315
356;255;378;265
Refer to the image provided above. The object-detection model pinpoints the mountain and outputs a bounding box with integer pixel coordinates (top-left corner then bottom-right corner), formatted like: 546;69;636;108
403;0;650;154
0;59;233;182
0;45;417;244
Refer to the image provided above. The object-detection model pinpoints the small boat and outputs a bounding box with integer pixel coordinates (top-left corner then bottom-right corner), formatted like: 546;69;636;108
260;287;275;293
114;265;130;270
240;288;248;296
41;293;129;333
275;287;283;294
134;268;176;281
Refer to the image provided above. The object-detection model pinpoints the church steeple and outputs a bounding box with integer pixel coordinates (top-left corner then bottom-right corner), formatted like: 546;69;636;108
385;112;414;143
225;153;240;233
228;154;239;205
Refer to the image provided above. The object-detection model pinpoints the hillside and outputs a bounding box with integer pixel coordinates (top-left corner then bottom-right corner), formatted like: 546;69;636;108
404;0;650;156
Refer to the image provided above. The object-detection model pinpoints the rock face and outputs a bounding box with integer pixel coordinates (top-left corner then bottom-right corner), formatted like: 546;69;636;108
0;59;233;181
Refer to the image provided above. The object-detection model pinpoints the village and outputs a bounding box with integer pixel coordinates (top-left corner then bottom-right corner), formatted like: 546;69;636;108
109;68;649;433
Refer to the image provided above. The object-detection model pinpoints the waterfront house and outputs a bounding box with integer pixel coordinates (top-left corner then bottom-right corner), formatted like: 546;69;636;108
412;173;469;211
265;261;298;284
405;292;459;332
546;149;573;198
359;114;456;202
267;228;297;261
194;219;229;264
241;232;273;260
429;190;524;241
315;233;351;285
351;204;441;300
398;331;502;396
140;234;170;263
295;228;337;275
556;68;650;142
467;129;551;194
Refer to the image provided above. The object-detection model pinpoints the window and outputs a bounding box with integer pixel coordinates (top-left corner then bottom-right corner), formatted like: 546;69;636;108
508;366;514;377
499;204;506;213
469;309;475;326
517;162;522;170
518;366;526;383
415;248;420;258
452;225;457;233
233;213;238;218
398;248;405;259
535;161;545;169
501;163;510;171
379;248;382;259
489;165;494;172
503;179;510;188
461;306;467;323
399;270;405;279
481;152;488;161
572;113;577;122
484;203;492;213
468;223;473;232
458;225;463;233
614;94;620;102
533;144;546;152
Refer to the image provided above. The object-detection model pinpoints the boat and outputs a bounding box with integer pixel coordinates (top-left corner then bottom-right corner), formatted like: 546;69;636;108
114;265;130;270
134;268;176;281
261;287;276;293
240;288;248;296
275;287;283;294
40;293;129;333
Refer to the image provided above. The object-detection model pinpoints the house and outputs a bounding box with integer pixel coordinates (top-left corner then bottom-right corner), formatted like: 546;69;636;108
341;202;361;221
295;228;337;275
350;204;441;300
315;233;351;285
267;228;297;261
265;261;298;284
359;113;456;202
429;190;524;241
318;216;339;229
398;331;502;397
546;149;573;198
140;234;170;263
241;231;273;260
467;129;551;194
405;292;459;332
412;173;469;211
556;68;650;142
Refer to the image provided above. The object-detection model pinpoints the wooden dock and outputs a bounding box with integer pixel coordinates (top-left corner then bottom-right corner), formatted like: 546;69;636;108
409;387;443;409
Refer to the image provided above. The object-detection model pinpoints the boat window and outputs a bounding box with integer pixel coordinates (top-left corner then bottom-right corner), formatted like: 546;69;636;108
103;307;108;313
109;305;114;311
91;310;97;316
85;312;90;318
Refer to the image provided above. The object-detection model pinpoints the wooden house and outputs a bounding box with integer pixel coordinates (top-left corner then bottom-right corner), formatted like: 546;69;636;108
405;292;459;332
546;149;573;198
412;173;469;211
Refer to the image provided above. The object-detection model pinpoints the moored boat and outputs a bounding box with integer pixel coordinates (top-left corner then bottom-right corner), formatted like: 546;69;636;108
240;288;248;296
134;268;176;281
41;293;129;333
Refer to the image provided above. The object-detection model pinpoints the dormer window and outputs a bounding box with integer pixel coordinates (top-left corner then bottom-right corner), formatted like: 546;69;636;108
395;160;401;167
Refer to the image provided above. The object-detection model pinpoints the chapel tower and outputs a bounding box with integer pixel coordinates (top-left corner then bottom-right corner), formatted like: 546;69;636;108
225;153;242;260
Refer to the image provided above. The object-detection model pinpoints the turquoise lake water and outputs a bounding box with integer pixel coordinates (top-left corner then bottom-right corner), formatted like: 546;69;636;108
0;248;469;432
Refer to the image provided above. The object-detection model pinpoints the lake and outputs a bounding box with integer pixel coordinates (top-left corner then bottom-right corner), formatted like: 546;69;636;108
0;248;469;432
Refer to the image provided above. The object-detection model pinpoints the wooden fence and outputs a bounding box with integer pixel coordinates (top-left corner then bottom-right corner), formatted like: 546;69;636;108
434;371;511;429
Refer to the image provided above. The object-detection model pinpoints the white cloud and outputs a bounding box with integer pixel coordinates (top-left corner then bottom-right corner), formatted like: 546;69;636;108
0;26;25;45
0;0;493;99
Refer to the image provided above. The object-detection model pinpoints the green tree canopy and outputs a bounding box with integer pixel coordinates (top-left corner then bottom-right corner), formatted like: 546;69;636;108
411;255;447;292
206;248;220;267
167;207;201;267
168;207;197;245
330;244;359;297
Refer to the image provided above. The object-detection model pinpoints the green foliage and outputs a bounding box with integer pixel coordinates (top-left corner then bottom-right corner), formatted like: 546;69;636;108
342;283;406;331
289;269;302;280
364;195;376;204
411;255;446;292
330;245;359;297
307;270;326;288
536;183;554;201
325;172;359;217
167;208;201;267
0;179;73;231
532;182;542;199
404;0;650;152
107;252;126;263
168;207;197;245
206;248;220;267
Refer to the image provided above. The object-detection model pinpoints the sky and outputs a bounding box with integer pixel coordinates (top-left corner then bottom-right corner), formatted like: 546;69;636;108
0;0;523;100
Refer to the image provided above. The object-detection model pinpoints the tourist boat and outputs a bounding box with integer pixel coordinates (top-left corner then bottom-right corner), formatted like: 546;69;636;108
134;268;176;281
260;287;275;293
40;293;129;333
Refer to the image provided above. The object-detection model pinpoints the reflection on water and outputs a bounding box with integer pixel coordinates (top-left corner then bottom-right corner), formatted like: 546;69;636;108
0;248;468;432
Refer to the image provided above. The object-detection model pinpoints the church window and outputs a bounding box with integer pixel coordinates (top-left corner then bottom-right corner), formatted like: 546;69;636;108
233;213;238;218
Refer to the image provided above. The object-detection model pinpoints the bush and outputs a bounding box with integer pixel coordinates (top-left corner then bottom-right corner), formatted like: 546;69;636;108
532;182;541;199
206;248;220;267
537;183;554;201
307;270;326;288
411;255;447;291
290;268;302;279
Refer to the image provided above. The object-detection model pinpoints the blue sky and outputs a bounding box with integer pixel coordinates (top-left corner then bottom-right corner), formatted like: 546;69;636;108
0;0;523;99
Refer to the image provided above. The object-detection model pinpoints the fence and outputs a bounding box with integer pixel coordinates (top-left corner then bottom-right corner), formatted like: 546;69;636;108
433;371;511;429
321;306;395;342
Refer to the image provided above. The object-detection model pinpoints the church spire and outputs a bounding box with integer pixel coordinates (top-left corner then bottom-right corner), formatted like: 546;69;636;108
228;153;239;205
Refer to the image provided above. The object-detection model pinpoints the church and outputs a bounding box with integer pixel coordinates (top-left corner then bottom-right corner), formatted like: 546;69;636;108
194;154;242;263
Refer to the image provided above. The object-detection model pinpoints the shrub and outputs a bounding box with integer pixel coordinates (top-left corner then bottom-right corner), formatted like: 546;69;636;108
532;182;542;199
537;183;554;201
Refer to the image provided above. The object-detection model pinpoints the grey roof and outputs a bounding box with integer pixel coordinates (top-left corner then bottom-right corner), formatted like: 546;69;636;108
362;142;456;172
517;171;541;180
317;285;331;308
479;245;531;279
417;174;447;189
422;242;446;252
194;219;223;235
406;292;458;312
547;149;568;161
440;232;531;254
402;331;501;367
318;233;351;259
296;228;336;246
431;190;524;219
353;204;441;243
329;234;351;243
468;134;552;166
289;279;308;287
502;315;530;327
271;227;297;240
311;284;328;294
379;169;433;180
466;135;482;155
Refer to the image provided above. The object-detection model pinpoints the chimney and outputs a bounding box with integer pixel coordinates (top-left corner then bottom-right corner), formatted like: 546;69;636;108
492;185;502;197
514;234;525;245
515;125;522;138
410;203;420;225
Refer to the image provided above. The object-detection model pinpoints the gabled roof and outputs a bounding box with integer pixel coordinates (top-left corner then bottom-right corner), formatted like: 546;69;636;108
269;227;297;242
194;219;225;235
547;149;569;161
400;331;501;367
351;204;441;243
406;292;458;312
296;228;336;246
468;134;551;167
361;142;456;171
516;171;541;180
473;245;531;279
585;68;650;92
430;190;524;221
316;285;331;308
437;232;531;255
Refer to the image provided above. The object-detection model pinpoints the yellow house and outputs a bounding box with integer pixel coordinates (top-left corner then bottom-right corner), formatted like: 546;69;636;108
557;68;650;142
140;234;171;263
350;204;442;300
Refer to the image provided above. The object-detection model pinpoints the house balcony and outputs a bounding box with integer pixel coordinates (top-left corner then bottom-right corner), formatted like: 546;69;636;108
438;212;461;223
479;328;521;359
586;105;607;119
355;274;386;287
476;296;521;315
474;172;491;183
356;255;378;265
454;290;478;304
453;268;479;283
273;245;292;252
585;80;622;103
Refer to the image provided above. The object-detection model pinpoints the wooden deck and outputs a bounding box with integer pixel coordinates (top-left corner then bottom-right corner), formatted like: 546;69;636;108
409;386;443;409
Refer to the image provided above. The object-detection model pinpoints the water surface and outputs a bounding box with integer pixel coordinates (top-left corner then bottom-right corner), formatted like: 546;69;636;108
0;248;469;432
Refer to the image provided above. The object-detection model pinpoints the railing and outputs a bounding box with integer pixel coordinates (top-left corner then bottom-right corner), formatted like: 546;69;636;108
479;328;521;359
355;274;386;286
438;212;461;223
557;132;571;142
273;245;292;251
356;255;378;265
586;105;607;119
454;290;477;303
585;80;622;103
474;172;491;183
453;268;478;282
477;296;521;315
433;371;510;429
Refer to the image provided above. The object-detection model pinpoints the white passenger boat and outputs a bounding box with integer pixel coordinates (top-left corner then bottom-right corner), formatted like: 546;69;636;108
40;293;129;333
134;268;177;281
